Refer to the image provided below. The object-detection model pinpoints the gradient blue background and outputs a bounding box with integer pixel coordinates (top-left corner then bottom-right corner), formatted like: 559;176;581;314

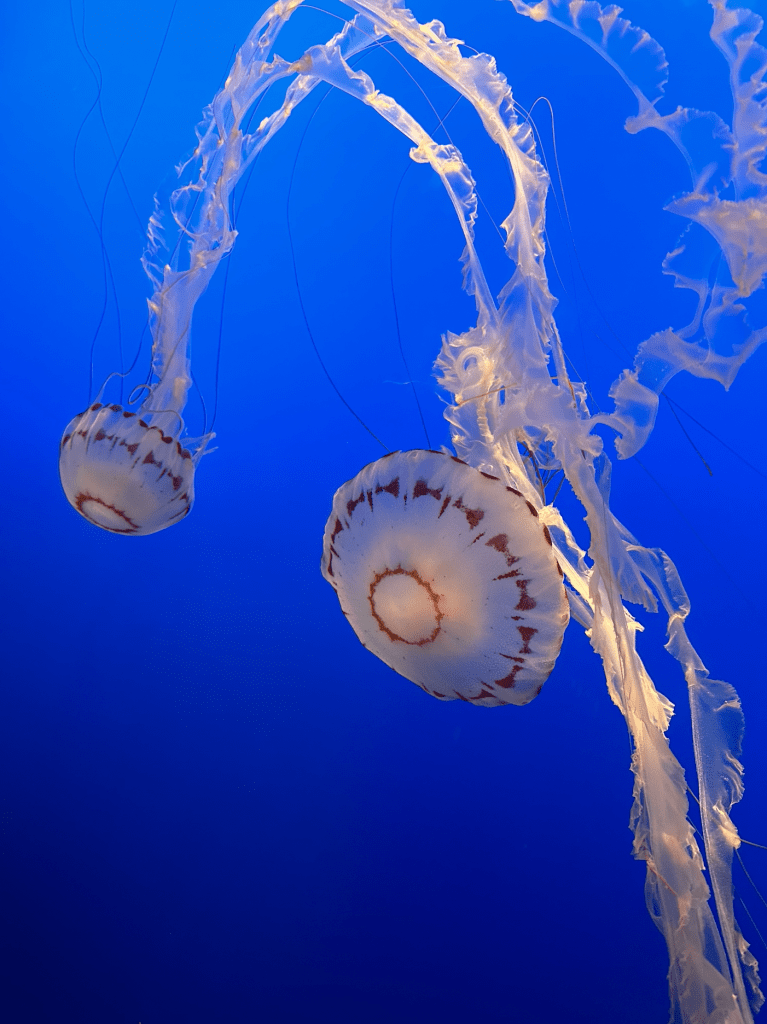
1;2;766;1021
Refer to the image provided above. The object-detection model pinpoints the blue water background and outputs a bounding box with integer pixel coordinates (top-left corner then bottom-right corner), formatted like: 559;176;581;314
1;1;766;1021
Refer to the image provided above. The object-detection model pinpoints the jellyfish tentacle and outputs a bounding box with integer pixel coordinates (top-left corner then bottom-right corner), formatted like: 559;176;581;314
511;0;767;465
507;4;765;1016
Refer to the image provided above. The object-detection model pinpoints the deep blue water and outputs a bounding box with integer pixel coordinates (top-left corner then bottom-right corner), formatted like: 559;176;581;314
1;1;766;1022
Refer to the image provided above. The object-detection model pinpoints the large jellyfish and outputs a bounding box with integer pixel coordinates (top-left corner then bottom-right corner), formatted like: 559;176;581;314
304;8;766;1018
58;1;766;1020
322;448;570;705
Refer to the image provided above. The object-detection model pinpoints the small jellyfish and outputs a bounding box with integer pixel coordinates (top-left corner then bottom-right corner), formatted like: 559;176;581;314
58;3;308;535
59;402;195;535
322;450;569;705
57;194;217;535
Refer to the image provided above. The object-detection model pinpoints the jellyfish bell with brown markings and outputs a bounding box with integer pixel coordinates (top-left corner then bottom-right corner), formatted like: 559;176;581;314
59;402;197;536
321;450;569;706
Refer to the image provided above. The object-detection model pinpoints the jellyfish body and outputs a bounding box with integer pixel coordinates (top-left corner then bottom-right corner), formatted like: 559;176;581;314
322;450;569;705
59;403;195;535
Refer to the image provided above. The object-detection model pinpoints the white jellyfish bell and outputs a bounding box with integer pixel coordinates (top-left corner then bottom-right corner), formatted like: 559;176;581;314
322;450;569;705
59;402;195;535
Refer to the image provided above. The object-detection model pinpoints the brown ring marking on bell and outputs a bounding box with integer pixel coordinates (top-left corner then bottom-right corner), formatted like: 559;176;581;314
346;490;366;518
495;664;523;688
413;478;443;501
517;625;537;653
467;689;497;701
167;504;191;523
375;477;400;499
514;579;536;611
75;492;139;533
485;533;520;568
368;566;443;646
452;497;484;529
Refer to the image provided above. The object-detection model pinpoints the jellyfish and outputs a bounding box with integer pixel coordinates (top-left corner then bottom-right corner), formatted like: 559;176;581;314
263;3;765;1019
57;178;214;534
58;1;766;1020
321;449;569;705
58;7;313;534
